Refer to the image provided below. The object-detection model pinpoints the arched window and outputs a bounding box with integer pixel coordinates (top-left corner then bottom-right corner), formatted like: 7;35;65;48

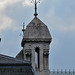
35;47;40;69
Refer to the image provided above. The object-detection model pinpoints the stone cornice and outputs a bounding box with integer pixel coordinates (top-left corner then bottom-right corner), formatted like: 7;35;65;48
21;38;52;47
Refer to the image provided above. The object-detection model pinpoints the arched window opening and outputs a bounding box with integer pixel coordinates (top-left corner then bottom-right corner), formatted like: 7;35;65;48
35;47;40;69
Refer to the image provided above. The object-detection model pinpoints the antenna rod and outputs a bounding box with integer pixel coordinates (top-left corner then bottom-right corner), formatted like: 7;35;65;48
22;22;25;35
0;38;1;42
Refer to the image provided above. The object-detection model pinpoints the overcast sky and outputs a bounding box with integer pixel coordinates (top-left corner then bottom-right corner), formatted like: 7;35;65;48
0;0;75;70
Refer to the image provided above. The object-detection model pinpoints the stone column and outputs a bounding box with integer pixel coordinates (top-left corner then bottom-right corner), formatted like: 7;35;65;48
40;48;43;71
32;47;35;70
47;54;49;70
23;47;26;60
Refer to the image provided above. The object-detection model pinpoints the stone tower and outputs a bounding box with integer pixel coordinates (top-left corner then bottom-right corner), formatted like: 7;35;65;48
16;0;52;75
21;16;52;75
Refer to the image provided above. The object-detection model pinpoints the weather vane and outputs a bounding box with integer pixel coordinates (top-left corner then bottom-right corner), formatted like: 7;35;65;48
31;0;40;17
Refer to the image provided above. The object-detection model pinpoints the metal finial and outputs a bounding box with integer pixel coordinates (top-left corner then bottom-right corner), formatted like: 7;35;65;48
22;22;25;35
0;38;1;42
31;0;40;17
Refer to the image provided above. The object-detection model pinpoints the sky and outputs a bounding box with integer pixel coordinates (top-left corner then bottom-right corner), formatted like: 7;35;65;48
0;0;75;71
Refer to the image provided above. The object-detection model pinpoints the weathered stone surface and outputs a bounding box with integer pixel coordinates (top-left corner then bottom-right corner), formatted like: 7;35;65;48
0;54;36;75
21;17;52;47
0;54;29;64
16;49;24;60
19;17;52;75
0;64;35;75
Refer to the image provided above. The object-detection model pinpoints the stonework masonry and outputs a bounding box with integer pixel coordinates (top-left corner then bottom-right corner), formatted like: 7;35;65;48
16;16;52;75
0;54;36;75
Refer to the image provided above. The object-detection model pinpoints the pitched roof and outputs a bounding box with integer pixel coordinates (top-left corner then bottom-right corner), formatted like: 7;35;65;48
0;54;36;75
0;54;31;64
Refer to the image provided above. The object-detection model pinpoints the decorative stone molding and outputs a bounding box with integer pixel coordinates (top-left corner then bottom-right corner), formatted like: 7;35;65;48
25;53;32;55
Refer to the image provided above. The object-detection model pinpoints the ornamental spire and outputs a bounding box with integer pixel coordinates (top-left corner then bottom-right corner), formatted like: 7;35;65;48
31;0;40;17
22;22;25;35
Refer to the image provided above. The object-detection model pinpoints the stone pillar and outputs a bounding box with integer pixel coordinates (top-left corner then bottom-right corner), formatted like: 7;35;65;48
40;48;43;71
23;47;26;60
47;54;49;70
32;47;35;70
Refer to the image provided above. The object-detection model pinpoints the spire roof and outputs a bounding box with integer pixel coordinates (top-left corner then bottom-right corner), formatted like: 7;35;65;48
21;17;52;46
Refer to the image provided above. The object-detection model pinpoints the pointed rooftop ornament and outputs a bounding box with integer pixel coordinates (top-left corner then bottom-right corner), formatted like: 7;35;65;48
0;38;1;42
22;22;25;35
31;0;40;17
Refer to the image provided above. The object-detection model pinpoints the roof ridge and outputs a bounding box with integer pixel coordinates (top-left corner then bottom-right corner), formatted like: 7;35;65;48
0;54;31;64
